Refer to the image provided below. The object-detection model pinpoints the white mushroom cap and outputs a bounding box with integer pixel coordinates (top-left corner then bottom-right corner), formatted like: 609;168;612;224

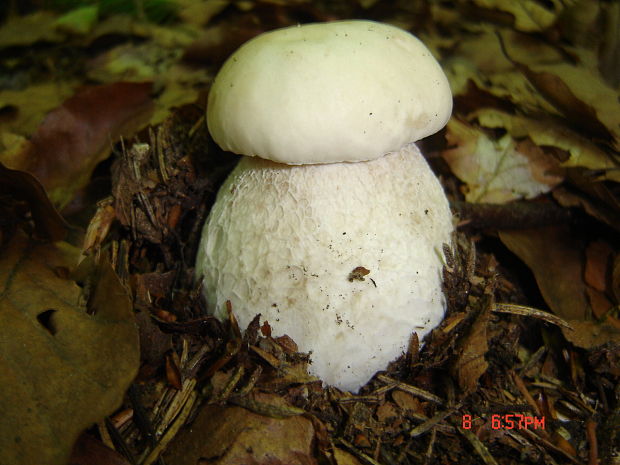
207;20;452;164
196;144;452;392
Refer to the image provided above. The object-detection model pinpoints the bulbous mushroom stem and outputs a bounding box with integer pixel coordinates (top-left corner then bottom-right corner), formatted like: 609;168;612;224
196;143;452;392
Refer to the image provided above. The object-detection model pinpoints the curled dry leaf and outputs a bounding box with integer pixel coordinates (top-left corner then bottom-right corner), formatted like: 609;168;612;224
81;197;116;254
0;231;139;465
0;162;68;241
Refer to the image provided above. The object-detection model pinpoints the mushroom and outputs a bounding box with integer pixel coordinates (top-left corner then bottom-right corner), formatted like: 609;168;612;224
196;20;453;392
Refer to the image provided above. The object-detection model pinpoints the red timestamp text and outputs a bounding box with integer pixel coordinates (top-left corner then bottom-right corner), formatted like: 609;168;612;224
461;414;545;430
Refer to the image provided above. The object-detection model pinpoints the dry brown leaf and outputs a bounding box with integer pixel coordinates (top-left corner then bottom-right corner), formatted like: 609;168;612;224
0;162;68;241
150;63;211;125
0;82;77;137
392;390;423;414
0;231;139;465
84;14;197;50
585;241;614;292
529;57;620;148
165;352;183;390
474;109;619;182
81;198;116;254
376;401;399;423
164;394;317;465
85;43;208;125
598;1;620;87
588;342;620;376
553;187;620;233
561;320;620;349
470;0;560;32
182;20;265;66
442;119;562;203
251;345;318;390
176;0;231;26
613;253;620;302
499;226;589;320
442;24;620;178
86;43;166;82
452;301;491;393
69;433;132;465
0;82;153;208
334;448;364;465
556;0;601;46
585;287;615;322
443;29;562;115
510;60;617;147
450;27;563;73
0;11;64;47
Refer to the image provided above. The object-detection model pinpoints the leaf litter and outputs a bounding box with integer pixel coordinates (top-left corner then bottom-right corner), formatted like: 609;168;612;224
89;103;618;464
0;231;139;465
0;0;619;464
